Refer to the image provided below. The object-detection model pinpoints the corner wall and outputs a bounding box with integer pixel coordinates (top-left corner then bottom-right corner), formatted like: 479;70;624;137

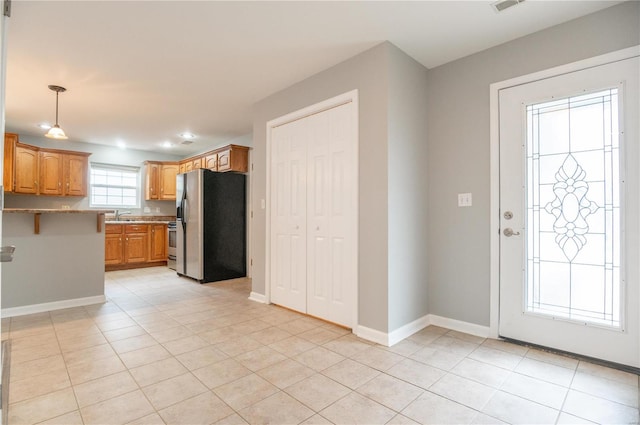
387;45;429;332
426;1;640;326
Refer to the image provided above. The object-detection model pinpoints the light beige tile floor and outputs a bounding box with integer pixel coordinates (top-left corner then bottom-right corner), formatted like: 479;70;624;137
3;267;639;425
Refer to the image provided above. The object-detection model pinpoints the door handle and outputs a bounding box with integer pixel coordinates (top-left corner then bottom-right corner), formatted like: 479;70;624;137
503;228;521;237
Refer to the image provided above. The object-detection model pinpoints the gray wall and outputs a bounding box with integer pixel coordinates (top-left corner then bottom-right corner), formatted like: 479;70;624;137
426;1;640;326
387;46;430;331
2;212;105;309
253;43;392;332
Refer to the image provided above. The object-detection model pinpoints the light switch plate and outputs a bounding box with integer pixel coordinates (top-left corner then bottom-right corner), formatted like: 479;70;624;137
458;193;472;207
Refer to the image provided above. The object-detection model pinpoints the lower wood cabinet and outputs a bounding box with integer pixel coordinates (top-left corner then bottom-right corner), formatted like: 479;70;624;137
105;223;167;270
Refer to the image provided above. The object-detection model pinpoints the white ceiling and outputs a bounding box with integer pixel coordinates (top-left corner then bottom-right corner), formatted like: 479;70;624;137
5;1;619;155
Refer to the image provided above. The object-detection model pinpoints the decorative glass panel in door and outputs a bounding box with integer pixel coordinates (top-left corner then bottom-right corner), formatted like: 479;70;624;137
526;89;620;328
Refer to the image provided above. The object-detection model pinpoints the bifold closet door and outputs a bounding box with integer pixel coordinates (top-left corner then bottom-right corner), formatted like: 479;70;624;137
270;101;356;328
270;118;308;313
306;103;355;326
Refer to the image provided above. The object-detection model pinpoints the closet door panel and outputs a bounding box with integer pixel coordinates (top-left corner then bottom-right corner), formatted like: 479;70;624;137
307;103;355;326
270;120;307;313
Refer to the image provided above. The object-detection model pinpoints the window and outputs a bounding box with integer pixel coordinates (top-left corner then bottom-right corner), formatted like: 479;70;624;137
90;163;140;208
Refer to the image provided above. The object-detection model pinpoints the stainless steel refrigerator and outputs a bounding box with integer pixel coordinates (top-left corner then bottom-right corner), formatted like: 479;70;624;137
176;169;246;283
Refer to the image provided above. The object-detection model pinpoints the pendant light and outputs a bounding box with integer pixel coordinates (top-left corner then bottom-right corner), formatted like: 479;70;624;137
45;85;68;140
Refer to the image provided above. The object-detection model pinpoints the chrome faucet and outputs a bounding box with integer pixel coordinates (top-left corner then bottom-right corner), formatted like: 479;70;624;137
115;210;132;221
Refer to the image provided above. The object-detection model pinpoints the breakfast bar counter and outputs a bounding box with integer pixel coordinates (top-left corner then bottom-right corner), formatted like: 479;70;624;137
1;209;114;317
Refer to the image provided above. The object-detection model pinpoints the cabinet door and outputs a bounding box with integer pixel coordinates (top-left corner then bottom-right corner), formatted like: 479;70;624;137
39;151;63;195
145;163;160;200
4;133;17;192
184;161;193;172
192;158;203;170
105;233;124;265
217;149;231;172
14;145;39;194
179;162;187;174
124;233;148;263
159;164;178;200
204;154;218;170
149;224;166;261
64;154;88;196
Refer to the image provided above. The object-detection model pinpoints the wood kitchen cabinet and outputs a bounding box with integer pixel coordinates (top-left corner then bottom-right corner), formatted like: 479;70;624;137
149;223;166;261
124;224;149;264
144;162;178;201
14;143;39;194
105;225;124;265
39;151;64;195
145;162;160;200
39;151;90;196
6;135;90;196
64;153;89;196
3;133;17;193
177;144;249;174
105;223;168;270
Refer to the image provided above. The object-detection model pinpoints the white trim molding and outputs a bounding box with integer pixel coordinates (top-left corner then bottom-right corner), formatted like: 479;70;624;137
489;45;640;339
355;314;490;346
1;295;107;318
248;292;267;304
427;314;491;338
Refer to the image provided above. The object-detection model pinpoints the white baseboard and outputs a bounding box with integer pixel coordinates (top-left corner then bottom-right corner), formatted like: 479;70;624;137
428;314;491;338
388;314;431;346
355;314;491;346
1;295;107;318
355;325;390;346
248;292;267;304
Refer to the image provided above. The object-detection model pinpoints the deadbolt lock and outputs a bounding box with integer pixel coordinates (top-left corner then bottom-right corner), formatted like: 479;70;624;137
504;211;513;220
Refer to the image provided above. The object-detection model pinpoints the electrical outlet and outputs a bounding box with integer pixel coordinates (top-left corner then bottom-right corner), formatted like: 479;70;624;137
458;193;472;207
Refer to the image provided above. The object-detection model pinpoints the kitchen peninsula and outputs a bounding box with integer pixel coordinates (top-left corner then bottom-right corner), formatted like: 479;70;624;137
1;208;113;317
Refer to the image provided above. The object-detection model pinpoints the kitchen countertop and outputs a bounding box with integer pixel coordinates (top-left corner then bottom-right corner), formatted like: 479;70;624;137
105;220;172;224
3;208;115;214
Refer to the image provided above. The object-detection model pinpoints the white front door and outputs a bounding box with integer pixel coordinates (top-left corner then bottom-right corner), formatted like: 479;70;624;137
499;57;640;367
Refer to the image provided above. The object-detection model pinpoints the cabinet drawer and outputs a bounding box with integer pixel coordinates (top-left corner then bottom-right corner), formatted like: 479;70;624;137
125;224;149;234
105;224;123;234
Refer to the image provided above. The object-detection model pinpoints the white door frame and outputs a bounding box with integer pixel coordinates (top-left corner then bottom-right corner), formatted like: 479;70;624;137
489;46;640;338
265;89;359;329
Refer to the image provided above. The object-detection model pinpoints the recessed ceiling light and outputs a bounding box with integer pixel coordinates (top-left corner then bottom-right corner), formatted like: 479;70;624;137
162;141;173;148
180;132;195;139
116;141;126;149
38;123;52;130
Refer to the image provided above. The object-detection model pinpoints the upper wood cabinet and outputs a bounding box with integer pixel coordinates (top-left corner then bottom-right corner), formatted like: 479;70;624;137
145;162;161;200
38;150;90;197
5;134;90;196
178;144;249;174
203;153;217;169
3;133;17;193
14;144;39;194
39;151;64;195
159;163;179;200
144;161;178;201
64;153;89;196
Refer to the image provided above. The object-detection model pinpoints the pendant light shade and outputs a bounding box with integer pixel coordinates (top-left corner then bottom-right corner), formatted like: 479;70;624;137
45;85;68;140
